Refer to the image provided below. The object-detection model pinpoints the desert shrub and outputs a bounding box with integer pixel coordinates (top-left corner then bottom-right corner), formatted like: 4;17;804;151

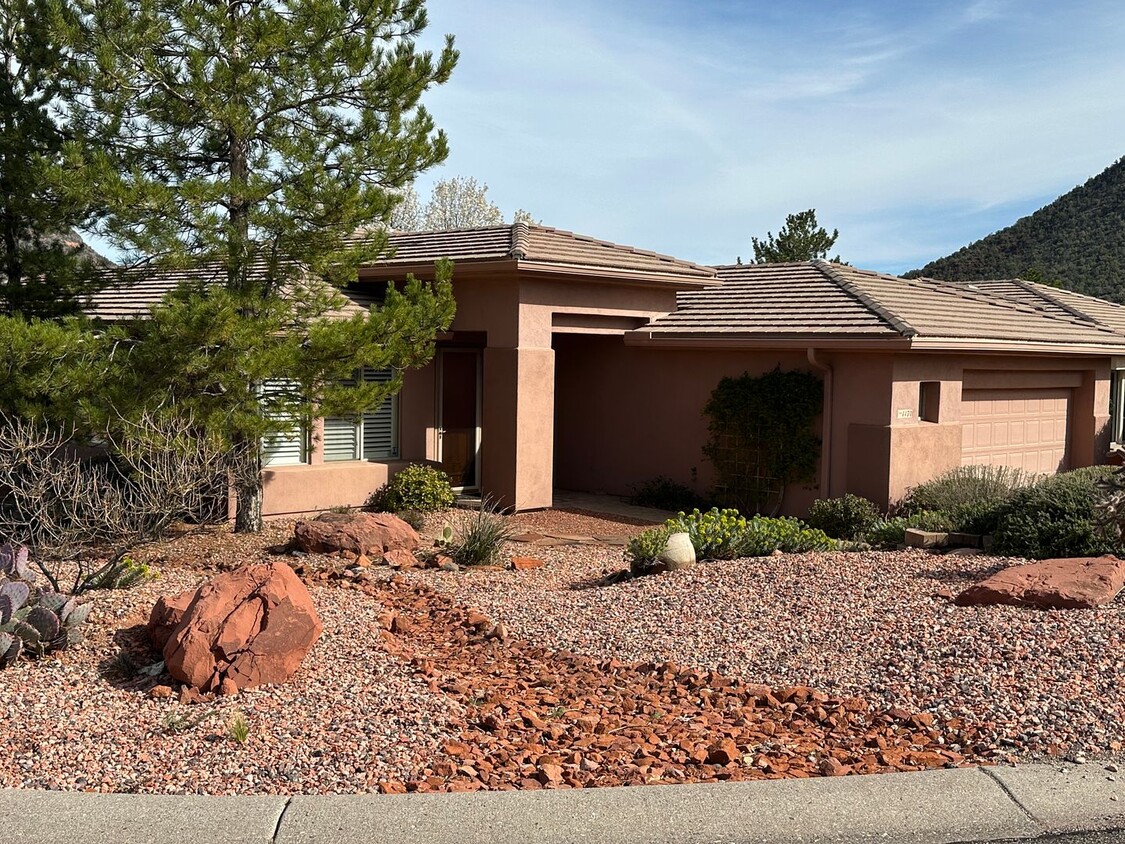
665;507;834;560
805;494;881;540
1095;466;1125;545
82;554;160;591
625;525;673;576
0;543;91;668
736;517;835;556
628;476;706;512
441;500;514;567
903;465;1038;529
368;463;455;514
396;509;425;530
992;466;1119;559
862;511;954;550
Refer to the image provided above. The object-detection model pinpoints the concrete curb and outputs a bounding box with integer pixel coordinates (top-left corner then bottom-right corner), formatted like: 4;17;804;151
3;763;1124;844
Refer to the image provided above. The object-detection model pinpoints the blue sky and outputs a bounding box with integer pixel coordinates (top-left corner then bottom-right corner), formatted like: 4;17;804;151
406;0;1125;273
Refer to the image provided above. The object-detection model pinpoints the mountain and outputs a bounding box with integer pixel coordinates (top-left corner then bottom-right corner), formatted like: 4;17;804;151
907;158;1125;302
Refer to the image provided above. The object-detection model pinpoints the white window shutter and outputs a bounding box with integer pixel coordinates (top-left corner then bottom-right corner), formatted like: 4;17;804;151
261;380;306;466
361;367;399;460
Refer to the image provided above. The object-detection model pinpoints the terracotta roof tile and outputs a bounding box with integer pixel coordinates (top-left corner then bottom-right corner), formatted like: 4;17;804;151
639;261;1125;349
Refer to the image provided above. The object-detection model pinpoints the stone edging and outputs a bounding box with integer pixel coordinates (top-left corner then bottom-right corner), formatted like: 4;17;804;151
3;763;1125;843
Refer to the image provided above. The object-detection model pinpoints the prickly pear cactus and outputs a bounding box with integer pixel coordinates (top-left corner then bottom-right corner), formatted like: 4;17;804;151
0;543;90;669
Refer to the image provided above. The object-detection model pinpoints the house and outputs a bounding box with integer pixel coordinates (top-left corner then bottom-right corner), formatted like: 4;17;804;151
86;223;1125;517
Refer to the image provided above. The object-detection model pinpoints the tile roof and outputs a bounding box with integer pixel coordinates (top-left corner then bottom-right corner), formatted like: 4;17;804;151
637;261;1125;349
375;223;718;281
84;262;372;322
83;224;717;319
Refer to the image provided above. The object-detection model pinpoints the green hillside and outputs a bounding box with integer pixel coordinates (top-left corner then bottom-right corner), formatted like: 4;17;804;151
907;158;1125;302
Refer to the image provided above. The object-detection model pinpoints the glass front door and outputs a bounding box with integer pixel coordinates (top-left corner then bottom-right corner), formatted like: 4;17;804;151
438;349;481;490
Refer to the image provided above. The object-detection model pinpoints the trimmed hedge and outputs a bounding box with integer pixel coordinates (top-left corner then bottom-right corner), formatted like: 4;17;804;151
806;494;881;540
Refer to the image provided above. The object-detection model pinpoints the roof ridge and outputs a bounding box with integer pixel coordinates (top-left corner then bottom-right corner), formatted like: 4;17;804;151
904;274;1125;337
1008;278;1099;324
814;260;919;338
530;225;716;275
508;221;530;259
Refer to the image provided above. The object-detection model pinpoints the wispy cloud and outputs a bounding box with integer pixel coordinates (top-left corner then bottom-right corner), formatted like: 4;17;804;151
411;0;1125;272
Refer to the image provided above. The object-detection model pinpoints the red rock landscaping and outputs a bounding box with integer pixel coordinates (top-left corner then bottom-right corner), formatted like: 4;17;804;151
153;561;322;692
294;511;419;557
352;576;982;792
955;555;1125;609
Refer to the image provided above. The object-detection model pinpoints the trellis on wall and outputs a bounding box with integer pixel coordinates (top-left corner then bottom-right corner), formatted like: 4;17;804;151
702;367;823;516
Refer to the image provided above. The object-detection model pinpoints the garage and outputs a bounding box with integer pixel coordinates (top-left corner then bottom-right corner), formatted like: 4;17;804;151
960;387;1071;474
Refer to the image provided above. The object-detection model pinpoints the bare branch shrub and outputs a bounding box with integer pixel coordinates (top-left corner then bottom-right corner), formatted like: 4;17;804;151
0;412;228;593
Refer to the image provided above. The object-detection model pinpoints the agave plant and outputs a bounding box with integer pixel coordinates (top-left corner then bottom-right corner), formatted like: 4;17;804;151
0;543;91;669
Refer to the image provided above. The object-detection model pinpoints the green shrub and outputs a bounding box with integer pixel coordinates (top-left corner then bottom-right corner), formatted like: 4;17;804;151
628;476;706;512
992;466;1119;559
83;554;160;591
736;516;835;556
665;507;835;560
441;500;514;567
369;464;455;513
904;465;1038;532
806;494;881;540
396;509;425;531
862;511;954;549
625;526;673;576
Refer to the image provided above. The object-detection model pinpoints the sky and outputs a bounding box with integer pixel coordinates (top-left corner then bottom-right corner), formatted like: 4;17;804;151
402;0;1125;273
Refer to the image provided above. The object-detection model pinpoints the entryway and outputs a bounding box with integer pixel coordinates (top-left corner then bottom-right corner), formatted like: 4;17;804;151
437;348;482;491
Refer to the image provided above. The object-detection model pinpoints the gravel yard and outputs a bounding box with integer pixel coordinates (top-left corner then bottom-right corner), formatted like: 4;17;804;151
2;509;1122;795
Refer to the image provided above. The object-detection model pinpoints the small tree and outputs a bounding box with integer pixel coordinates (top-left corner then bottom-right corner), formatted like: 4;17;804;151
392;176;536;230
751;209;842;264
63;0;460;531
0;0;102;318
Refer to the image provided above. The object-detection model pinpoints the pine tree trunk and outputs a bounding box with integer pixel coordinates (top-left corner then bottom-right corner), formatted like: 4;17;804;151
234;478;263;533
231;431;264;533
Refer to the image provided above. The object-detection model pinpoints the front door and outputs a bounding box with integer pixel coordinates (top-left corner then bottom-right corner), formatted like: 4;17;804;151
437;349;481;490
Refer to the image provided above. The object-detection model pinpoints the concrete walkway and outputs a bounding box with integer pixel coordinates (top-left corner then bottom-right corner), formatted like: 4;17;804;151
4;763;1125;844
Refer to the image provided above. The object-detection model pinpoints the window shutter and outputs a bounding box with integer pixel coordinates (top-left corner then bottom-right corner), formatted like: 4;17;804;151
323;416;360;461
361;367;399;460
261;380;306;466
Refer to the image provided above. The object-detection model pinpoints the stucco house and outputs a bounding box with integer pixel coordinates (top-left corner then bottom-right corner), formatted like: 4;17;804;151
87;223;1125;517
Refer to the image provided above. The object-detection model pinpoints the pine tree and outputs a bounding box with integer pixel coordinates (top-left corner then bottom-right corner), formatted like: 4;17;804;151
62;0;459;531
0;0;101;318
751;209;842;264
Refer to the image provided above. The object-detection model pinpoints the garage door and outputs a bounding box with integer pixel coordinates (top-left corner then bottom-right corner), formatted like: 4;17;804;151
961;388;1070;474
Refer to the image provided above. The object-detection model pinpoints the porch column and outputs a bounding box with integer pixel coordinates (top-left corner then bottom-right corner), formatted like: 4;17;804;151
482;345;555;511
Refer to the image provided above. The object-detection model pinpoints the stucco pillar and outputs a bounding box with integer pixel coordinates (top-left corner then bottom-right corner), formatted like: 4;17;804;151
1073;368;1111;466
482;345;555;511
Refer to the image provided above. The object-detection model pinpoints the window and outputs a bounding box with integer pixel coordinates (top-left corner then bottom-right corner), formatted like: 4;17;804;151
323;367;400;462
1112;371;1125;444
919;381;941;423
261;380;308;466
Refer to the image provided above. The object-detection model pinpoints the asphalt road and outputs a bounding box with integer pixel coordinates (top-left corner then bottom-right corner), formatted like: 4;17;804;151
991;831;1125;843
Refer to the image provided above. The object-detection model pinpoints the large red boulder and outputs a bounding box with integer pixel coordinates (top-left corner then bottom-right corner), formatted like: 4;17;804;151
147;590;196;650
955;555;1125;610
293;511;420;557
149;562;322;692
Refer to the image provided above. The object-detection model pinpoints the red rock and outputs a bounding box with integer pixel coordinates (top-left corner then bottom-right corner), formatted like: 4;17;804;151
179;686;202;705
219;677;238;696
485;623;508;642
955;555;1125;609
147;590;196;651
707;739;740;766
148;684;173;699
379;781;407;794
819;758;851;776
159;562;322;692
511;556;545;571
293;511;420;557
537;763;564;785
465;609;492;629
384;549;421;569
